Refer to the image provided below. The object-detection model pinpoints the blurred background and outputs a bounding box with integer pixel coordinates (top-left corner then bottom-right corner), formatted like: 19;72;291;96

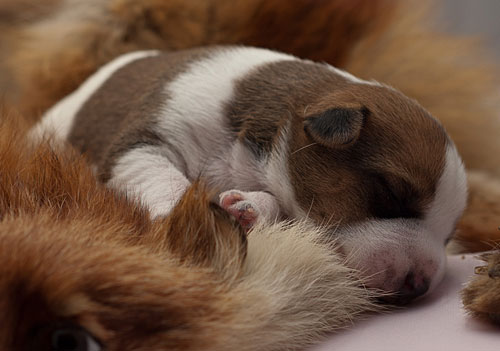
442;0;500;57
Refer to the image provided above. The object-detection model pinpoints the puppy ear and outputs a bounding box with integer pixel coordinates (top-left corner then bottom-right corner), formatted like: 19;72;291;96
304;107;367;148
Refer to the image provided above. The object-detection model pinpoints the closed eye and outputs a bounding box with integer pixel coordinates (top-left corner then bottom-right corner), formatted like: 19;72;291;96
371;174;422;220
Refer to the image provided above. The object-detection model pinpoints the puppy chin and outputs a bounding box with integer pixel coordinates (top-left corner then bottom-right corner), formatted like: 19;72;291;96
338;219;447;305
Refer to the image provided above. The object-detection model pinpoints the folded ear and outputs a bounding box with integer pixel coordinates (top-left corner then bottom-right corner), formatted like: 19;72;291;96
304;107;367;148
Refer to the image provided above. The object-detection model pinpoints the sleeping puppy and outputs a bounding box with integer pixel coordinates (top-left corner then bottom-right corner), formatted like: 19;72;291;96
32;46;468;304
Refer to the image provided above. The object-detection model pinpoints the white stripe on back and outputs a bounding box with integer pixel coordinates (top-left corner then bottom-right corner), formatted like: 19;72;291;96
31;50;160;141
156;47;297;178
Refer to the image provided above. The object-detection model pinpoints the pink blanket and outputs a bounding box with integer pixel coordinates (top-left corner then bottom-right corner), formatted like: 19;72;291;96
312;254;500;351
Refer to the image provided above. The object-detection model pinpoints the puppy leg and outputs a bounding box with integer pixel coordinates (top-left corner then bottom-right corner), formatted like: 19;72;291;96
219;190;281;230
107;146;190;218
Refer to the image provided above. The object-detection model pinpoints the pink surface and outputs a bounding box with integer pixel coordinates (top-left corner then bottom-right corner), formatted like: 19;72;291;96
311;254;500;351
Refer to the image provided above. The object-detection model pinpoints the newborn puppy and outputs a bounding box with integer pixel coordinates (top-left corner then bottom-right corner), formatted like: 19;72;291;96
33;46;467;303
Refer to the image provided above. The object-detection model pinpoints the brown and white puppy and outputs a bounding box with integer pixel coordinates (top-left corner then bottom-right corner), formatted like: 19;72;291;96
32;46;468;303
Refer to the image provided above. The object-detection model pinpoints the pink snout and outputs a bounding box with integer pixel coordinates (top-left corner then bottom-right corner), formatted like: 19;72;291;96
347;248;441;305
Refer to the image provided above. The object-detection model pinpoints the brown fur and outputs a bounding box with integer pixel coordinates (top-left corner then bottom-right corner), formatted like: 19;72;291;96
461;251;500;325
68;50;207;180
0;0;392;119
290;85;448;225
0;0;60;23
226;59;447;224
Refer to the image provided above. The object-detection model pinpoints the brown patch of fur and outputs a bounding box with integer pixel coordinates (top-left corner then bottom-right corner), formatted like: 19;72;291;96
290;86;447;224
68;49;207;181
227;60;347;156
210;0;394;67
228;59;446;224
462;251;500;325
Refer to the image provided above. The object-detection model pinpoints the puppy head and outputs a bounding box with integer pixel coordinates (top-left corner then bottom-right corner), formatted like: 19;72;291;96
288;84;467;303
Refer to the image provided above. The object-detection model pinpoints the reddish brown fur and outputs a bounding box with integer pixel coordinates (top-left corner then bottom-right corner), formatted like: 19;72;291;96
0;0;392;120
454;171;500;252
461;251;500;325
0;114;250;350
0;113;378;350
0;0;60;23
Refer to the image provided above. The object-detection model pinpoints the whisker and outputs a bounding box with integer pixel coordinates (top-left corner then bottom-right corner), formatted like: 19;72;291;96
291;142;318;155
305;195;315;221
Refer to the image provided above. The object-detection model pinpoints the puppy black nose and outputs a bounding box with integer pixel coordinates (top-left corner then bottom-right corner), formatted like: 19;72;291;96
380;271;430;305
398;271;430;302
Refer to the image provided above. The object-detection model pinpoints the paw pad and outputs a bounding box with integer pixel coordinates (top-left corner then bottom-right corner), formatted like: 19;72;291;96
219;191;259;231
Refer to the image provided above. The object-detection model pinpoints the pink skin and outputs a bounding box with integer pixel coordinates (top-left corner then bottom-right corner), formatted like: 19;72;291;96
219;190;281;232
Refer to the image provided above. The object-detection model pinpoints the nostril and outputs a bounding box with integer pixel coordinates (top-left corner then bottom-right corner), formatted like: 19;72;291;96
402;271;416;292
380;271;431;306
416;278;430;296
399;271;430;303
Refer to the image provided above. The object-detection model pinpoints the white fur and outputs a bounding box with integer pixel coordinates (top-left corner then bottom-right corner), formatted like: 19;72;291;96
324;63;380;86
422;144;468;291
221;221;378;351
264;123;307;218
155;47;297;179
213;140;265;191
108;146;191;218
423;144;468;239
109;48;298;218
31;50;159;141
339;144;467;295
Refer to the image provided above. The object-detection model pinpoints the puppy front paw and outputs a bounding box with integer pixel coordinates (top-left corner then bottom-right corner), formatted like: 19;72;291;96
219;190;280;231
